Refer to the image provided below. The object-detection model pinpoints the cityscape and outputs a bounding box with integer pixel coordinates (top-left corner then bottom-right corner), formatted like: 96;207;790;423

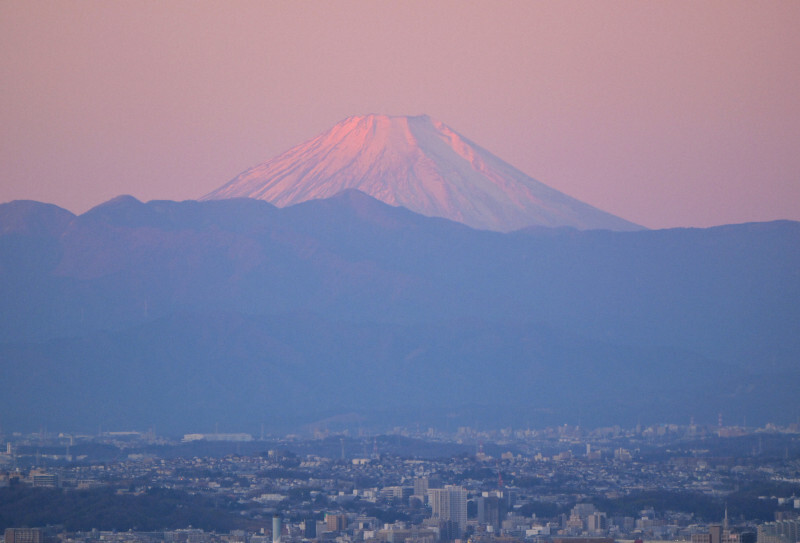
2;420;799;543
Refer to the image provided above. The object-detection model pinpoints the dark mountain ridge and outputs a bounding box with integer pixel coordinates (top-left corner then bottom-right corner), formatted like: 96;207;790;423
0;194;797;433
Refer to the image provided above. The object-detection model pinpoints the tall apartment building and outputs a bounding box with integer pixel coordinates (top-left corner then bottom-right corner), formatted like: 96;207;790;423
272;515;281;543
414;477;429;500
428;485;467;539
587;512;608;533
477;495;503;531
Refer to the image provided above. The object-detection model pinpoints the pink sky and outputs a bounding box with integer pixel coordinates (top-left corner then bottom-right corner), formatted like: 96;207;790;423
1;1;798;229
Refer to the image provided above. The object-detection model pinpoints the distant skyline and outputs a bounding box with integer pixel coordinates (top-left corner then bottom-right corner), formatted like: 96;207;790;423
2;1;799;229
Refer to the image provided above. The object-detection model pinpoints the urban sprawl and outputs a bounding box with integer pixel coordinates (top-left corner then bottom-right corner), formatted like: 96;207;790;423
1;421;799;543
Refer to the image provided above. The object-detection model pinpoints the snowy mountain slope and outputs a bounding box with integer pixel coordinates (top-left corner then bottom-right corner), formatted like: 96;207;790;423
202;114;642;232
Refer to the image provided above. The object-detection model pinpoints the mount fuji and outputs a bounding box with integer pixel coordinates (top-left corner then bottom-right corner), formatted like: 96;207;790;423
202;114;642;232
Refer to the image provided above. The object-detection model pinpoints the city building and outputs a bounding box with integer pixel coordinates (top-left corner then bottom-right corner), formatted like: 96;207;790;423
5;529;45;543
428;485;467;539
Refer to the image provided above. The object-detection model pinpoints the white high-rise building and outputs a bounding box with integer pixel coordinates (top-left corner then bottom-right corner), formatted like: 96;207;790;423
428;485;467;538
272;515;281;543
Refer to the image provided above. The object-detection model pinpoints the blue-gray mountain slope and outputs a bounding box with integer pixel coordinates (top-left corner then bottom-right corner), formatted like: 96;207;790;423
0;194;797;433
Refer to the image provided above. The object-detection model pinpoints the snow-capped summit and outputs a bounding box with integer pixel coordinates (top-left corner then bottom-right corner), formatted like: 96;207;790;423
202;114;641;232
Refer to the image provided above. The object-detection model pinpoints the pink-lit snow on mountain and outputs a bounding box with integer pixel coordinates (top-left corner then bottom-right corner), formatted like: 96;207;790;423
202;114;641;232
